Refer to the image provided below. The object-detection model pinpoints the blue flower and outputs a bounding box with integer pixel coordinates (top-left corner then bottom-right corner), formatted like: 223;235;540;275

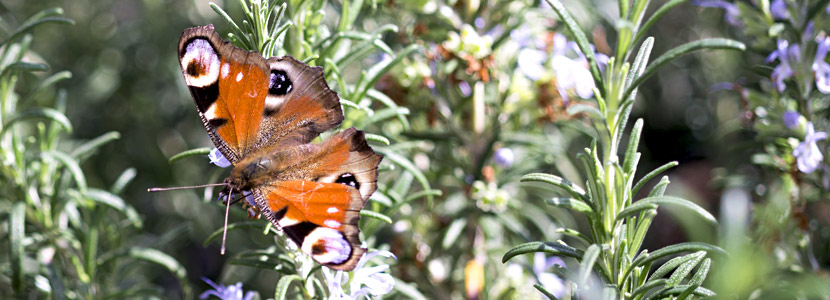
793;122;827;173
770;0;789;20
324;250;396;299
782;110;801;129
767;39;800;92
209;148;232;168
533;253;566;298
812;36;830;94
692;0;741;26
494;148;515;168
199;278;255;300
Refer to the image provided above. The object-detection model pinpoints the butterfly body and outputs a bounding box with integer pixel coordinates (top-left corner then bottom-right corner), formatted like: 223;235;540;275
178;25;381;270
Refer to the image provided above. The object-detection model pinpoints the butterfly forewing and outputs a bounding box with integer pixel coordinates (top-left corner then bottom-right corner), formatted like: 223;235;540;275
178;25;344;161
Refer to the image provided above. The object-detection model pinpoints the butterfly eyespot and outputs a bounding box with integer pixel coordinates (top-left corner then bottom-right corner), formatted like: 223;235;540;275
269;70;293;95
181;39;220;88
335;173;359;189
186;61;205;76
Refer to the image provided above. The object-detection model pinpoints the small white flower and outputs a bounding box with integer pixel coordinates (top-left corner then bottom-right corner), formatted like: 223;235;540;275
324;250;397;299
209;148;232;168
494;148;515;168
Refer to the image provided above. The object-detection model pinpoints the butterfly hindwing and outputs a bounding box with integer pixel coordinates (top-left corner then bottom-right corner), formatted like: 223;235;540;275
242;128;382;270
178;25;344;162
253;181;365;270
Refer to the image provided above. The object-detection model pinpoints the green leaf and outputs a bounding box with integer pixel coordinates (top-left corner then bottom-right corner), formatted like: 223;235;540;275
676;284;701;300
632;161;678;196
360;209;392;224
3;108;72;134
534;284;560;299
365;133;390;145
128;247;191;299
394;281;429;300
275;274;303;299
578;244;601;285
353;44;418;107
617;196;716;225
544;0;604;94
20;70;72;104
0;16;74;47
622;38;745;101
567;104;603;119
71;131;120;161
111;168;137;194
404;189;443;203
42;150;87;193
646;285;714;299
555;228;592;245
442;219;467;249
648;176;670;197
521;173;588;201
366;89;410;130
546;197;595;216
10;202;25;293
631;279;666;298
648;251;700;282
503;241;582;263
374;147;434;205
85;188;143;228
168;147;213;164
629;242;726;277
368;107;410;125
689;258;711;286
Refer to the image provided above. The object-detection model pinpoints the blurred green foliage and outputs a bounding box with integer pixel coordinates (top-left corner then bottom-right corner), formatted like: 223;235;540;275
2;0;830;299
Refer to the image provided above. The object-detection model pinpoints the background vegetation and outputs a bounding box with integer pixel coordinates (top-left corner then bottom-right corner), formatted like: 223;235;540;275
2;0;830;299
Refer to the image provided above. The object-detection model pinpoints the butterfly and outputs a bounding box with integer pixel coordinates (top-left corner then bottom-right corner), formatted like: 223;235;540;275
176;24;382;271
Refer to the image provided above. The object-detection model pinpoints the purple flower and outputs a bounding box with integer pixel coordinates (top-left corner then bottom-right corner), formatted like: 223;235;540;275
550;33;607;102
770;0;789;20
782;110;801;129
459;81;472;97
794;122;827;173
209;148;232;168
533;253;566;298
812;36;830;94
199;278;254;300
494;148;515;168
692;0;741;26
767;40;800;92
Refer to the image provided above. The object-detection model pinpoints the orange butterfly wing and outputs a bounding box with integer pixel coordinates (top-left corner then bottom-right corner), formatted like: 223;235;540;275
255;181;365;270
177;25;343;162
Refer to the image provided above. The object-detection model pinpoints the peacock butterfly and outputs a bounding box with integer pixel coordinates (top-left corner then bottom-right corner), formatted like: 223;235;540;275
176;24;382;271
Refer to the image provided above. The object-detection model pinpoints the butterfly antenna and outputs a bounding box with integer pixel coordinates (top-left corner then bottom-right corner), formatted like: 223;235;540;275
147;183;226;192
221;189;232;255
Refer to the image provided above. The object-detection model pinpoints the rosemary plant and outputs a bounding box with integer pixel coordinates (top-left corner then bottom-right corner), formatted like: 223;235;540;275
0;7;190;299
503;0;745;298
